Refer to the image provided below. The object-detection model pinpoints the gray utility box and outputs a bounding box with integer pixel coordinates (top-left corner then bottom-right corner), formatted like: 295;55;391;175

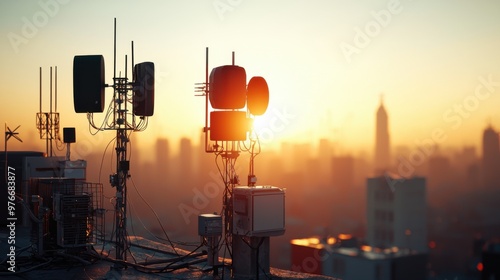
198;214;222;237
233;186;285;237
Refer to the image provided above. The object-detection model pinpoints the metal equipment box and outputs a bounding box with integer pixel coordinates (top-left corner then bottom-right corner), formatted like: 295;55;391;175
233;186;285;237
198;213;222;237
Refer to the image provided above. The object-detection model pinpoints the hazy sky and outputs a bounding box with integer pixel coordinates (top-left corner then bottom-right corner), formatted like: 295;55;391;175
1;0;500;155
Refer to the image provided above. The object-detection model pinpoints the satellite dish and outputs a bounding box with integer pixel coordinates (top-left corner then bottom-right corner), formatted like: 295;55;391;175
247;76;269;116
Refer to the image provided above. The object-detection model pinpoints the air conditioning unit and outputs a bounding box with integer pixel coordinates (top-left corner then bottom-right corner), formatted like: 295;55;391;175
233;186;285;237
54;193;91;247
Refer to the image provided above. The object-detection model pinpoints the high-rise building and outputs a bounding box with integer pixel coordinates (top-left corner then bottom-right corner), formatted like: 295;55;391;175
366;175;427;253
374;97;390;173
482;125;500;189
155;137;170;174
427;155;452;205
332;156;355;200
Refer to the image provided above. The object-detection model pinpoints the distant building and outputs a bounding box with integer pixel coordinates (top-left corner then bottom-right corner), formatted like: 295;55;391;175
155;137;170;173
427;155;452;205
482;125;500;189
332;155;355;199
290;235;427;280
482;241;500;280
366;175;427;253
179;137;193;174
374;97;390;173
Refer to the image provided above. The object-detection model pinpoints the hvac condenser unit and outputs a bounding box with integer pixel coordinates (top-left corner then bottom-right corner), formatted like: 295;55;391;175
233;186;285;236
54;193;91;247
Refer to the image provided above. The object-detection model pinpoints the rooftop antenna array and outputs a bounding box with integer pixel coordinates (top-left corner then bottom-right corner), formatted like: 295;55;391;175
72;18;155;266
36;66;61;157
195;48;284;279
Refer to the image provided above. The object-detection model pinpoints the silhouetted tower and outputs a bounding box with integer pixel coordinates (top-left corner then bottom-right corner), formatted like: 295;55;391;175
427;154;452;205
482;125;500;189
332;155;355;200
155;138;170;175
179;137;193;181
374;96;390;172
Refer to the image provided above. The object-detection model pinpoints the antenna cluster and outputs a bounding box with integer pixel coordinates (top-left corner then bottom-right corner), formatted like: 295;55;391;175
195;48;284;278
198;54;269;144
73;53;154;132
72;18;155;265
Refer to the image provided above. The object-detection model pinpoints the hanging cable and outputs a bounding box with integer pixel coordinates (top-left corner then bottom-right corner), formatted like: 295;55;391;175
129;177;180;256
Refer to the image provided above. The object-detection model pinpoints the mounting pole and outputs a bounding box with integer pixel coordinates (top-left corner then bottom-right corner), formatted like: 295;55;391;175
114;75;129;263
49;67;52;157
112;17;129;266
204;47;209;152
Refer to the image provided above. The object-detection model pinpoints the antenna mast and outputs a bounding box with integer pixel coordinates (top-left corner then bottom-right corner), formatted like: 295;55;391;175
36;66;60;157
195;48;282;278
72;18;156;266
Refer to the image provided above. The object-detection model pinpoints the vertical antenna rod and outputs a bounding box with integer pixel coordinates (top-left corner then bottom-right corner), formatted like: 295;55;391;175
113;18;117;82
50;67;52;116
204;47;209;152
131;41;134;79
49;67;53;157
39;67;42;114
55;66;57;112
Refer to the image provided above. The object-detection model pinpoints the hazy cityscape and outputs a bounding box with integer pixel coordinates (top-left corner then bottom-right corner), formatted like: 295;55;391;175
2;1;500;279
39;99;495;279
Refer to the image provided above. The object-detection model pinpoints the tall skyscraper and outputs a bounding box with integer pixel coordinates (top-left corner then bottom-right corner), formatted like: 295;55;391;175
374;97;390;172
332;156;355;200
179;137;193;174
482;125;500;189
427;155;452;205
155;137;170;174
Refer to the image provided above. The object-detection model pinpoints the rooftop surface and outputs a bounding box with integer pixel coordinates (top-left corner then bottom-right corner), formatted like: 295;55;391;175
291;236;423;260
1;227;337;280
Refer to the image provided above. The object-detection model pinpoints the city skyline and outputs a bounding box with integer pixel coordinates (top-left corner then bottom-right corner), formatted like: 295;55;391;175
2;96;498;277
2;96;493;170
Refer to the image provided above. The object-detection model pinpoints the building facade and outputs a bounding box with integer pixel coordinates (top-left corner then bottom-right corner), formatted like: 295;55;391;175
366;175;427;252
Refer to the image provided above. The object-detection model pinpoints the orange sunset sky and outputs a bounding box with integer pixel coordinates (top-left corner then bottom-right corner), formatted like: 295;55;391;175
1;0;500;157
